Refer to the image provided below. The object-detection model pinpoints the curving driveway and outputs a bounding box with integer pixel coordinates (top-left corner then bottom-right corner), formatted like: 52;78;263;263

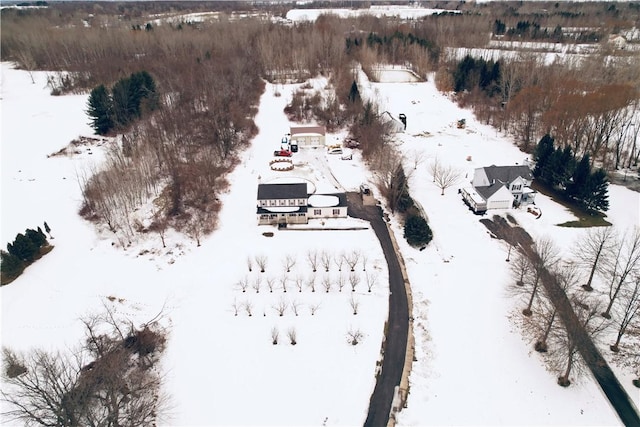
346;192;409;427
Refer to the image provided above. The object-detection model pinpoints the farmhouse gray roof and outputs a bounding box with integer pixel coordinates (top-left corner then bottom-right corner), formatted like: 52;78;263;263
475;182;507;200
257;183;307;200
483;165;532;185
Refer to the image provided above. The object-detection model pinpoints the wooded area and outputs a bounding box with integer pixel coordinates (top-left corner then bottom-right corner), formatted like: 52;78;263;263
1;1;638;243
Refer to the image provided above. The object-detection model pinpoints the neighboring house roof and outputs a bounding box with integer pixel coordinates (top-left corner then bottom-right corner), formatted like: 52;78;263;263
290;126;326;136
380;111;404;133
482;165;532;186
257;183;307;200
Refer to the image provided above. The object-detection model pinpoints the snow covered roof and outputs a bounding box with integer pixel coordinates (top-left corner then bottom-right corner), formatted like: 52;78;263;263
482;165;532;185
308;194;339;208
290;125;326;136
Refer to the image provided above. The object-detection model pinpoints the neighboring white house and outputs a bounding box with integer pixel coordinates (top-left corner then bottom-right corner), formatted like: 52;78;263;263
462;164;536;213
290;125;326;148
257;183;347;225
608;34;627;50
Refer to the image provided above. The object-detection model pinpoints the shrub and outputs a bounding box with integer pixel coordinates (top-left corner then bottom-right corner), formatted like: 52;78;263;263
404;212;433;247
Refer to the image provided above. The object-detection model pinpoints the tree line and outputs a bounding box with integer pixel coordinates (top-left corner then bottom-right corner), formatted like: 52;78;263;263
87;71;158;135
533;134;609;213
1;223;52;286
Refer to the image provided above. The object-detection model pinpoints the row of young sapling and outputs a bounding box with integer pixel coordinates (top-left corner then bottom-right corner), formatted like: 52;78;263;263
232;293;364;318
234;270;380;294
246;249;370;274
268;325;365;346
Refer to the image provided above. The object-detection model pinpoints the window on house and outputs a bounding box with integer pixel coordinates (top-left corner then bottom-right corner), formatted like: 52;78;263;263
270;200;275;206
314;209;321;215
332;209;340;215
299;199;305;205
279;200;286;206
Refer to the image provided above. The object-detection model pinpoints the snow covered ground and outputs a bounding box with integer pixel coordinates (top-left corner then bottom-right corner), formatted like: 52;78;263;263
2;61;639;427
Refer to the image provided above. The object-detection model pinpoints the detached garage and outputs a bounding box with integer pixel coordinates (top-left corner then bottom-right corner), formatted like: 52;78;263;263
290;125;326;148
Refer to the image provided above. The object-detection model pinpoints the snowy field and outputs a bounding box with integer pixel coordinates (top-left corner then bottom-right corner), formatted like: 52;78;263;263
2;60;639;427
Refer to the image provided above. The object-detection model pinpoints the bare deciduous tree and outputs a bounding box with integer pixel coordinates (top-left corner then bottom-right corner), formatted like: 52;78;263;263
246;256;253;272
273;298;288;317
345;250;360;272
361;253;368;271
287;327;297;345
255;255;268;273
336;273;346;292
322;275;332;293
243;300;254;317
283;254;297;273
430;158;463;195
251;277;261;294
294;275;304;292
346;327;364;345
306;250;318;272
291;300;301;316
1;307;168;427
279;274;288;293
309;302;321;316
271;327;279;345
236;276;249;293
571;227;616;291
231;299;240;316
349;295;360;315
365;271;378;293
610;275;640;352
602;227;640;319
349;272;361;292
306;274;316;293
266;276;276;293
320;251;331;272
522;238;560;316
333;251;345;272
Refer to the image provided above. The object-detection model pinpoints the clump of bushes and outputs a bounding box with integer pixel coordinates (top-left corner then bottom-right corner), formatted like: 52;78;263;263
1;223;52;286
403;207;433;248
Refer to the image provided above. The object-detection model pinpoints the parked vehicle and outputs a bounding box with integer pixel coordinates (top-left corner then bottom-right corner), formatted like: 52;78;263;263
327;147;343;155
290;140;298;152
341;152;352;160
274;149;292;157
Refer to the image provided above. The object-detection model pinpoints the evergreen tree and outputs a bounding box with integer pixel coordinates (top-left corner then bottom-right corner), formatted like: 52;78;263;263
568;154;591;199
581;168;609;212
10;233;38;262
44;221;52;238
111;77;134;127
404;213;433;247
348;80;360;104
546;145;575;189
1;250;23;278
25;228;47;248
533;134;555;180
87;85;113;135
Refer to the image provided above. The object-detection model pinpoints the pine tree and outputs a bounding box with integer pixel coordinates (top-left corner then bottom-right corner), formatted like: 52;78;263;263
568;154;591;199
87;85;114;135
25;228;47;248
1;250;24;278
533;134;555;180
44;221;52;238
348;80;360;104
10;233;38;262
404;213;433;247
582;168;609;213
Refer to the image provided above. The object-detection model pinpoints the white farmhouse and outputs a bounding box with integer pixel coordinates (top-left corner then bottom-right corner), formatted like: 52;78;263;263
461;164;536;214
257;183;348;226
